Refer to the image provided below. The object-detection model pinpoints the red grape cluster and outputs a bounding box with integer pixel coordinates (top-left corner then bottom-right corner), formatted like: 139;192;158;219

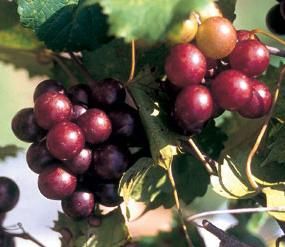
12;79;142;220
165;16;272;133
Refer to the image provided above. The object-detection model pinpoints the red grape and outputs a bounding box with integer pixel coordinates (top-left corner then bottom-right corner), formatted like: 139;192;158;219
33;79;65;102
0;177;19;213
165;44;206;87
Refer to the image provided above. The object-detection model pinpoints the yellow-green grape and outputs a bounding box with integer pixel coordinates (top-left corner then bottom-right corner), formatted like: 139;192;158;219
196;16;237;59
167;14;198;44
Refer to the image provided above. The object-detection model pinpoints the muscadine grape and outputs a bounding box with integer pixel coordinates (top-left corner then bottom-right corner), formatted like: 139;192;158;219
196;16;237;59
77;109;112;144
67;84;91;106
211;70;252;111
61;191;95;219
33;79;65;102
38;165;77;200
0;177;19;213
167;14;198;44
34;92;73;129
239;80;272;118
174;85;213;132
229;40;269;77
11;108;45;142
92;144;130;180
64;148;92;175
266;4;285;35
26;140;55;174
93;183;123;207
47;122;85;160
165;44;206;87
91;79;126;107
108;105;138;138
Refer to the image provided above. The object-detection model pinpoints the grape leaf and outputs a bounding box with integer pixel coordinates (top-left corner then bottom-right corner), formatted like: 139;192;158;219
94;0;210;42
128;68;181;170
263;187;285;222
215;0;237;22
83;39;168;82
0;145;22;161
53;208;130;247
17;0;110;51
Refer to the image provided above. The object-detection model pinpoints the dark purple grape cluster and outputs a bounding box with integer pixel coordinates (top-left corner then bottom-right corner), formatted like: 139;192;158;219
165;29;272;134
266;1;285;35
12;79;142;219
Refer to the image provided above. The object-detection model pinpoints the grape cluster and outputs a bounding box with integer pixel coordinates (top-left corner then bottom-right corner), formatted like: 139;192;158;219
266;0;285;35
0;177;19;247
12;79;143;220
165;16;272;134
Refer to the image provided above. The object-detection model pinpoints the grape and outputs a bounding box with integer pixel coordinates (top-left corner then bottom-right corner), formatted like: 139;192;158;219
64;148;92;175
174;85;213;132
0;177;19;213
196;17;237;59
11;108;45;142
266;4;285;35
34;91;73;129
33;79;65;102
108;105;138;138
229;40;269;77
67;84;91;106
92;144;130;180
211;70;252;111
47;122;85;160
91;79;126;107
239;80;272;118
165;44;206;87
38;165;77;200
26;140;55;174
93;183;123;207
61;191;95;219
77;109;112;144
167;14;198;44
71;104;88;121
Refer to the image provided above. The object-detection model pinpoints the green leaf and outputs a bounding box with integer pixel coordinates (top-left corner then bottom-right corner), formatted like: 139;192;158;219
128;68;181;170
215;0;237;22
95;0;209;42
0;0;41;50
173;154;210;204
83;39;168;82
53;208;130;247
119;157;174;216
263;187;285;222
17;0;110;51
0;145;22;161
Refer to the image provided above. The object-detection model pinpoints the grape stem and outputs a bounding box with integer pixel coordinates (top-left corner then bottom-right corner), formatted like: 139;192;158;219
167;165;193;247
2;223;46;247
68;52;95;85
245;65;285;191
252;29;285;46
181;138;218;175
51;54;80;85
187;206;285;223
128;40;136;83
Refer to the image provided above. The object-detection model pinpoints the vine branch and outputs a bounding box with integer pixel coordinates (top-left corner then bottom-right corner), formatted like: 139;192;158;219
246;65;285;191
68;52;95;85
128;40;136;83
167;165;193;247
187;206;285;223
